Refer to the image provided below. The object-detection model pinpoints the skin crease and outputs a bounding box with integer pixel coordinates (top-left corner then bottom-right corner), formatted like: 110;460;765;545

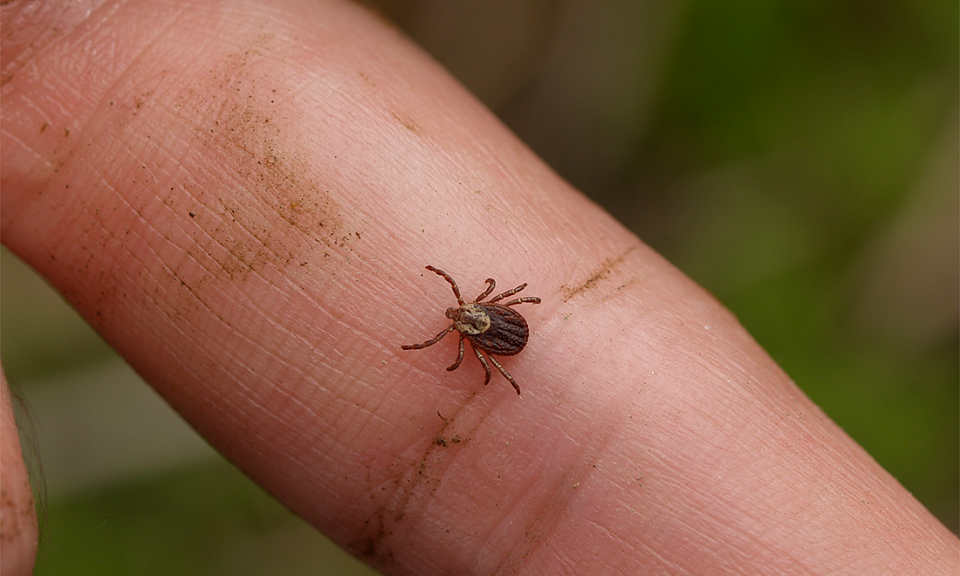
1;1;957;575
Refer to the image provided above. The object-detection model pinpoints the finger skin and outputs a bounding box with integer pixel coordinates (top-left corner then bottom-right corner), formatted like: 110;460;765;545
1;1;957;574
0;372;38;576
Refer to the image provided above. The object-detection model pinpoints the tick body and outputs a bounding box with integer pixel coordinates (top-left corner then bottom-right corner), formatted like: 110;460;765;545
402;266;541;395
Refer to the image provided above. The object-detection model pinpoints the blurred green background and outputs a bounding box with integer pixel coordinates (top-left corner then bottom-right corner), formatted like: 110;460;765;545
3;0;956;574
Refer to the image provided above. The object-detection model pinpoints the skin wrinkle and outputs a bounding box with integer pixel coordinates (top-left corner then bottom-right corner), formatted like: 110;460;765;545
81;83;356;412
352;394;524;568
128;205;316;429
12;3;151;127
468;411;617;572
114;32;341;287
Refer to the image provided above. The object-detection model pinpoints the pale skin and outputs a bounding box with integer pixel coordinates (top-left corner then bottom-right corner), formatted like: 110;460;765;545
0;1;956;575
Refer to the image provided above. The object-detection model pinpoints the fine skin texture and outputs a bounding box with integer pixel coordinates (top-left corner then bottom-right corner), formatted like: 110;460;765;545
1;1;957;575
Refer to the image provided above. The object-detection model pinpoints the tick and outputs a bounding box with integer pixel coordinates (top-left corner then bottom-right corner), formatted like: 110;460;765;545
402;265;541;395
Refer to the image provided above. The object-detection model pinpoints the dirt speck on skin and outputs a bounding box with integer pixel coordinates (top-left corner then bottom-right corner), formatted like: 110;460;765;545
344;407;483;571
166;34;360;287
391;111;421;134
347;509;396;570
560;247;636;301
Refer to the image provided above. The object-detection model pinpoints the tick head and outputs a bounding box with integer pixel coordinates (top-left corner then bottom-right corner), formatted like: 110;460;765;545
450;303;492;336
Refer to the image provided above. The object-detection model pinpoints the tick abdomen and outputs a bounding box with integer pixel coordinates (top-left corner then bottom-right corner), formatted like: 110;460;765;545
466;304;529;356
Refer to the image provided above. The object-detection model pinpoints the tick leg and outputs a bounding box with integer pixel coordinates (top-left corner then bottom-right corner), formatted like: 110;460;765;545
475;278;496;302
503;296;542;307
446;334;466;372
488;356;522;395
426;265;465;306
472;346;493;386
401;325;455;350
488;283;528;303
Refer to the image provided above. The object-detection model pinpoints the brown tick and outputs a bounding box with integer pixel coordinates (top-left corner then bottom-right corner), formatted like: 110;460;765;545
402;265;541;395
